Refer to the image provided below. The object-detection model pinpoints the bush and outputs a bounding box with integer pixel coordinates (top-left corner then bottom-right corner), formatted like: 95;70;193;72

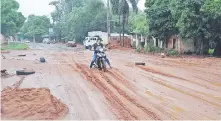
136;46;142;52
184;50;193;55
209;48;214;55
144;45;160;52
168;49;177;56
1;42;28;50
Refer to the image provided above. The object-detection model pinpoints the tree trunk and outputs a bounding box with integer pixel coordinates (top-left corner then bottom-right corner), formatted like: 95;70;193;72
119;15;122;46
33;35;36;43
203;39;209;55
122;14;126;47
213;40;221;57
200;39;204;55
136;34;139;48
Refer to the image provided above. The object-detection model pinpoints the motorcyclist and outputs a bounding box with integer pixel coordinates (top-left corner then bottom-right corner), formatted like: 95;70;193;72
89;38;111;69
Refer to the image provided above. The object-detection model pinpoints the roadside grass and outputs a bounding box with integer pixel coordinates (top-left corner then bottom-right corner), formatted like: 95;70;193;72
1;42;28;50
209;48;214;55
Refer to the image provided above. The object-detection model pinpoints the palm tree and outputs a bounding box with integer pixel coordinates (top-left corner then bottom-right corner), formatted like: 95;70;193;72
110;0;139;47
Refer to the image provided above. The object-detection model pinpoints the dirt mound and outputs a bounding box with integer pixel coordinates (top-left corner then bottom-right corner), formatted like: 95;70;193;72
1;88;68;120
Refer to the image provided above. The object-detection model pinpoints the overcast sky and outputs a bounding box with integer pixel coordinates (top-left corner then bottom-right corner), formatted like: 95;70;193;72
16;0;145;17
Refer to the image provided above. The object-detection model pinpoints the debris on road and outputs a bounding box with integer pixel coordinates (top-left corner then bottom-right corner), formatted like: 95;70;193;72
160;53;165;58
16;69;35;75
1;69;7;73
12;76;25;88
2;54;6;59
18;54;26;56
135;62;145;66
66;41;77;47
1;69;8;77
1;88;69;120
1;50;10;53
40;57;46;63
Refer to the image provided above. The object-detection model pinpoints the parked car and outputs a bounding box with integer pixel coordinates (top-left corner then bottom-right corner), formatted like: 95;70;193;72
43;38;50;44
83;37;98;49
66;41;77;47
25;40;31;43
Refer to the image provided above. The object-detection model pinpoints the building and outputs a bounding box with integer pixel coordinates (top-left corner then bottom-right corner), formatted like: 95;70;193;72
109;33;132;47
148;35;195;53
167;35;194;53
88;31;133;47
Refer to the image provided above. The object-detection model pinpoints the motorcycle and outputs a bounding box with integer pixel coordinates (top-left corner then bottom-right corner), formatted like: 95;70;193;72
93;47;107;72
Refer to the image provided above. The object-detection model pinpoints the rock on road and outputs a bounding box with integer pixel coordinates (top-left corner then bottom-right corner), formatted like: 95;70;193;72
1;43;221;120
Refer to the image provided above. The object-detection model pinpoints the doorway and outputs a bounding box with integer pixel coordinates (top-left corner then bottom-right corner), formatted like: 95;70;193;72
173;39;176;49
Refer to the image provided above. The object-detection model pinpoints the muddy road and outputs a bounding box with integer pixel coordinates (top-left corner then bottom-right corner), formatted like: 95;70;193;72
1;43;221;120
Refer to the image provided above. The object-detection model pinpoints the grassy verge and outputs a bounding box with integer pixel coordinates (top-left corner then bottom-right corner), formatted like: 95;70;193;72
209;48;214;55
1;42;28;50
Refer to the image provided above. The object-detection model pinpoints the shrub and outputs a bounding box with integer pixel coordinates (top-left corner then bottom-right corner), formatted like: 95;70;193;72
168;49;177;56
144;45;160;52
2;42;28;50
136;45;142;52
209;49;214;55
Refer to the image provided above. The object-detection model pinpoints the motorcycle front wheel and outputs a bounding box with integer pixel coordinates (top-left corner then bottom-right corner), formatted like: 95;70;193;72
101;59;107;72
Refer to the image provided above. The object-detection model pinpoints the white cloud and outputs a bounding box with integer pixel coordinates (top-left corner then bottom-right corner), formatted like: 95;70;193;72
16;0;146;18
16;0;54;18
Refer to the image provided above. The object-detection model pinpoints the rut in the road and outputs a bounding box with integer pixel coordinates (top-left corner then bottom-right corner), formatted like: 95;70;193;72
74;63;164;120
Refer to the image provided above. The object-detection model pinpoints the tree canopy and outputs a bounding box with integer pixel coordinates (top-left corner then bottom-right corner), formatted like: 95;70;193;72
1;0;25;36
127;12;148;35
145;0;221;55
145;0;177;41
49;0;107;42
21;15;51;37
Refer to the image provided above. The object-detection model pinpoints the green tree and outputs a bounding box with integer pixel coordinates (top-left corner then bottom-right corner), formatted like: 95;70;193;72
145;0;177;43
202;0;221;56
110;0;139;46
202;0;221;17
170;0;211;54
145;0;221;56
21;15;51;40
50;0;107;42
1;0;25;36
128;12;148;35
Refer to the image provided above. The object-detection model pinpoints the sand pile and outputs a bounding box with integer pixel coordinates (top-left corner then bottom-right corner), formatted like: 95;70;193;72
1;88;68;120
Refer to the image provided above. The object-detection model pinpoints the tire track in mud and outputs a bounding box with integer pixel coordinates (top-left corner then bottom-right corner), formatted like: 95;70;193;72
99;71;163;119
75;64;167;120
58;52;138;119
75;64;138;120
149;58;221;77
136;65;221;103
139;72;221;107
136;65;221;92
59;52;165;120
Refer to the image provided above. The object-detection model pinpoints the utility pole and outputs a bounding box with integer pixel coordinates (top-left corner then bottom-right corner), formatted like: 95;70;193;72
107;0;111;43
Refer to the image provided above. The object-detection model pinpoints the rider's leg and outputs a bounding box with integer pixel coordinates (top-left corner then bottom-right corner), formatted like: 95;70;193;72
105;57;111;68
90;52;96;68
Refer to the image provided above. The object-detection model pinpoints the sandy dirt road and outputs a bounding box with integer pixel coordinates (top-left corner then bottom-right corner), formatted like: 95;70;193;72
1;43;221;120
